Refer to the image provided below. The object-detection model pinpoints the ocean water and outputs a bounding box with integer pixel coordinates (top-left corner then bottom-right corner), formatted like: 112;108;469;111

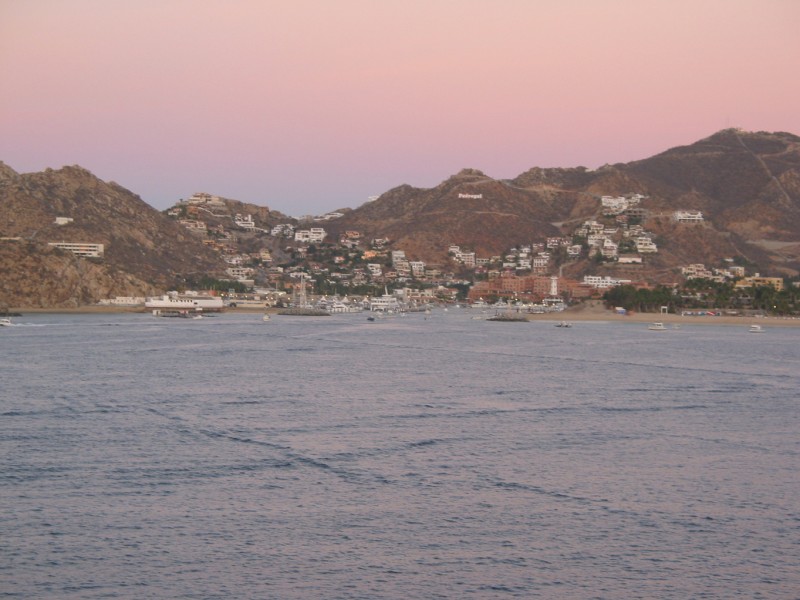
1;311;798;599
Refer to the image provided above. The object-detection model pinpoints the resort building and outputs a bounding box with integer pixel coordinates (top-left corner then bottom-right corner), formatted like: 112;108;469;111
582;275;632;289
47;242;104;258
734;276;784;291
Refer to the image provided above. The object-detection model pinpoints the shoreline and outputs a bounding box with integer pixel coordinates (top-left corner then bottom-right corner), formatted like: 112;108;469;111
7;304;800;327
526;311;800;327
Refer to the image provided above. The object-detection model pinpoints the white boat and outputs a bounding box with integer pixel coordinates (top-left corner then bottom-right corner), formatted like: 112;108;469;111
749;324;764;333
648;322;667;331
0;317;11;327
369;293;401;312
262;313;271;321
555;321;572;328
145;292;224;311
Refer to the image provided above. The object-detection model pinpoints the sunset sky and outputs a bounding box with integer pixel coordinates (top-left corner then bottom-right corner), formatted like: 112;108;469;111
2;0;799;215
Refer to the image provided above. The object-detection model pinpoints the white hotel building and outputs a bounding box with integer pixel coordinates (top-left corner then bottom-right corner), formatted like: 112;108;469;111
48;242;104;258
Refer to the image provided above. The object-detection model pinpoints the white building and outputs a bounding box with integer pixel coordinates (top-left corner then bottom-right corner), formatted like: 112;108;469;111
567;245;582;258
600;196;629;215
294;228;327;243
601;239;619;259
48;242;104;258
582;275;632;289
532;256;549;270
635;237;658;253
271;224;295;237
234;214;255;229
578;220;605;236
673;210;704;223
456;252;476;267
185;192;225;207
226;267;255;280
618;254;643;264
179;219;207;232
587;234;607;248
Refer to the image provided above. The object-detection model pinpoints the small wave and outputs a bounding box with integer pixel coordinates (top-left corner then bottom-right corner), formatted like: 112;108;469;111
596;404;706;413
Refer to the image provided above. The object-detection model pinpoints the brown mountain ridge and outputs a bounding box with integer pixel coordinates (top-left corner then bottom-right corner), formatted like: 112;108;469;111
327;129;800;272
0;164;228;307
2;128;799;308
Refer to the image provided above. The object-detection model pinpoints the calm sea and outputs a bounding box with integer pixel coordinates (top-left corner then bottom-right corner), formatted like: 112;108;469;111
1;311;798;599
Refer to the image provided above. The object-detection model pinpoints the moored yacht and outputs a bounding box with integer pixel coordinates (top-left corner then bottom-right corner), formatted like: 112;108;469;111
145;291;224;312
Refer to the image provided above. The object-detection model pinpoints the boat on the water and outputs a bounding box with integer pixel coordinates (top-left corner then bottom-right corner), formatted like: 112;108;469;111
151;309;203;319
648;322;667;331
262;313;271;321
555;321;572;328
749;324;765;333
145;292;224;312
0;317;11;327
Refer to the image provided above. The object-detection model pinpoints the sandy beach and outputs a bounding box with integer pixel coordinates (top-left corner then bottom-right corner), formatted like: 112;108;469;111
528;301;800;328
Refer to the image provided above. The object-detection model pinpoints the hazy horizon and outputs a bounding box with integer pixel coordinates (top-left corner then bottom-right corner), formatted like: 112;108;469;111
2;0;799;215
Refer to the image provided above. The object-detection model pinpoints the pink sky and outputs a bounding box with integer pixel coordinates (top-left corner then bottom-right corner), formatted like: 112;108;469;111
2;0;799;215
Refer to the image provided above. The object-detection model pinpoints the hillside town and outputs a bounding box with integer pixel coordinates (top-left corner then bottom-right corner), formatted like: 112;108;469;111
3;130;799;314
88;191;794;315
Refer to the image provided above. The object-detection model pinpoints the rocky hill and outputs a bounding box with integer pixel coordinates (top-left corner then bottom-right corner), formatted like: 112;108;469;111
328;129;800;275
326;168;567;260
0;163;227;307
2;128;798;308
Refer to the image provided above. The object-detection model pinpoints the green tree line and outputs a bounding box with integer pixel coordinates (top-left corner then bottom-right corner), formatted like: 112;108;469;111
603;279;800;315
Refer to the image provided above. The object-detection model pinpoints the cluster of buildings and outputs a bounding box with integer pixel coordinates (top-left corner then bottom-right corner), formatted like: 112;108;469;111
681;262;746;282
157;190;777;303
448;240;572;274
680;262;783;290
600;194;648;218
573;218;657;260
572;195;706;262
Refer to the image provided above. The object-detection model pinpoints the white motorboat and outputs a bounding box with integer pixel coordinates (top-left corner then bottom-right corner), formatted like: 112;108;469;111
648;322;667;331
555;321;572;328
0;317;11;327
748;324;764;333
